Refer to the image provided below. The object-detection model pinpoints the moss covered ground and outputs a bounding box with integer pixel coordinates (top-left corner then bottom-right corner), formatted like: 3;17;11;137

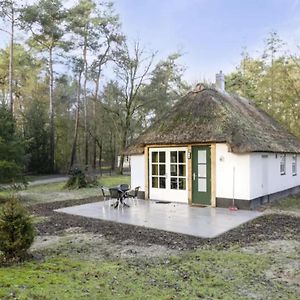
1;248;298;300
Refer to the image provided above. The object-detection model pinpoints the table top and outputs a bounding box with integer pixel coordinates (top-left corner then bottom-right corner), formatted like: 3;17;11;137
110;185;129;192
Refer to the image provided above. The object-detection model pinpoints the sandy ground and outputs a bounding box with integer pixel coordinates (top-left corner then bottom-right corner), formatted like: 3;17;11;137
242;239;300;293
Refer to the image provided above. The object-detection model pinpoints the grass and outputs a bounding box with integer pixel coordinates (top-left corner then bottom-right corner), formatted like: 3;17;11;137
271;195;300;211
0;249;297;299
0;175;130;206
98;175;130;188
0;189;15;199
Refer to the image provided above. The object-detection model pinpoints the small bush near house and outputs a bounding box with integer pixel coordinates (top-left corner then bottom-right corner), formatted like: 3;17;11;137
65;168;88;189
0;198;35;263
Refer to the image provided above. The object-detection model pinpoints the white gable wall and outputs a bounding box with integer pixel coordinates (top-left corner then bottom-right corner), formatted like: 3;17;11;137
216;143;251;200
250;153;300;199
130;154;145;190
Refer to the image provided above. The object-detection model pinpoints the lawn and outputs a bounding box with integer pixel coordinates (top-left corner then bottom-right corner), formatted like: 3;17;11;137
271;195;300;212
0;248;297;299
0;175;130;206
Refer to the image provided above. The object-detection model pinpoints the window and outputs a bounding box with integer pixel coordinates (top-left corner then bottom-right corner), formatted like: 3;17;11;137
280;154;286;175
292;154;297;176
151;151;166;188
197;150;207;192
170;151;186;190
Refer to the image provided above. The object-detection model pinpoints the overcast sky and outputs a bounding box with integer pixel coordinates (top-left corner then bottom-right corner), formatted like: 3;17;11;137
1;0;300;83
113;0;300;82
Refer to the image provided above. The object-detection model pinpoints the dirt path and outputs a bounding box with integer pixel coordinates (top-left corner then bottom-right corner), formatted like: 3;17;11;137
29;198;300;252
28;176;68;186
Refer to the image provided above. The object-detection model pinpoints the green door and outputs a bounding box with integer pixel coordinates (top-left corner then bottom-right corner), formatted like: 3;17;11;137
192;146;211;205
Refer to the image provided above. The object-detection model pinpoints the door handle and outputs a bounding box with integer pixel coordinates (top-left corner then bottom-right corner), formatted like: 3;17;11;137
193;173;196;180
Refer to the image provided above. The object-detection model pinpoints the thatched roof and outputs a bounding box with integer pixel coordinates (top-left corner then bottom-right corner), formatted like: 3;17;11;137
125;86;300;155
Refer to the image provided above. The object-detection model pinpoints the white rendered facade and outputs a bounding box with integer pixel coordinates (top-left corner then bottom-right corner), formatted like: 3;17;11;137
130;143;300;206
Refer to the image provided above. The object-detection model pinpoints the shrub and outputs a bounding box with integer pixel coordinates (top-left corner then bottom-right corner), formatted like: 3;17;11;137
0;160;22;183
0;195;7;205
65;168;88;189
0;198;35;262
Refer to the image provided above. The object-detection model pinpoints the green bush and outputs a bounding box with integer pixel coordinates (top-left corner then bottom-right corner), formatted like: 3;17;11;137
0;195;7;205
0;160;22;183
0;198;35;262
65;168;88;189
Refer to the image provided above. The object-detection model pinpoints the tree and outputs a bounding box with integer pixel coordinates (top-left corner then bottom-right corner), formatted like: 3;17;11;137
226;33;300;139
67;0;96;168
89;10;124;170
0;197;34;262
21;0;67;173
67;0;122;169
69;58;84;170
226;50;264;101
23;100;50;173
262;31;285;105
0;0;20;114
106;41;155;174
141;52;189;125
0;43;44;125
0;104;24;183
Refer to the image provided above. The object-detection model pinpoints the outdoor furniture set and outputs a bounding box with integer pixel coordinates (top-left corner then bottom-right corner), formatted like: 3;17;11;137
101;185;140;208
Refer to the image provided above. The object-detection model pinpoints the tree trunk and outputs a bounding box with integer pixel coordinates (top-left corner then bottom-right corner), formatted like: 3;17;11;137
8;5;14;115
49;47;55;173
97;140;102;176
109;132;116;172
92;130;97;169
118;136;127;175
69;71;82;170
83;33;89;167
118;114;130;175
92;64;102;170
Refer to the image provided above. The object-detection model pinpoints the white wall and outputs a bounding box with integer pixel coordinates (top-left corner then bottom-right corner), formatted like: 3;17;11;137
132;144;300;202
130;155;145;191
216;144;251;200
250;153;300;199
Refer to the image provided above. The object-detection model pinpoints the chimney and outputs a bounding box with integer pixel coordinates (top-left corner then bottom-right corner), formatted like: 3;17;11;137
215;70;225;91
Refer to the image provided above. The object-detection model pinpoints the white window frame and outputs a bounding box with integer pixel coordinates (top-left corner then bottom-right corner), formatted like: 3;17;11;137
292;154;297;176
170;150;187;191
280;154;286;175
149;147;188;203
150;151;166;189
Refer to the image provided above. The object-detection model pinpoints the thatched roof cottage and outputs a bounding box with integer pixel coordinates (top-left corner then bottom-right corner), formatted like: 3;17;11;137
126;71;300;209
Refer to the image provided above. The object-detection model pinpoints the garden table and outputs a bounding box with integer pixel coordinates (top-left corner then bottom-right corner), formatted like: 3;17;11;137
109;184;130;208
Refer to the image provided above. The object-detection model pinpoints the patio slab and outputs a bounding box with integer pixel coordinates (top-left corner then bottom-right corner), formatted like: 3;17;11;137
55;199;263;238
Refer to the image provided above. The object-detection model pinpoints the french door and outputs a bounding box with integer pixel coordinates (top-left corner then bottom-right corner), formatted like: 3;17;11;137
149;147;188;203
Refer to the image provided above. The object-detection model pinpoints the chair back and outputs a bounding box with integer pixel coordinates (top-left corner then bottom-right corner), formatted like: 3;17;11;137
109;188;120;199
119;184;129;191
101;186;110;198
134;186;140;197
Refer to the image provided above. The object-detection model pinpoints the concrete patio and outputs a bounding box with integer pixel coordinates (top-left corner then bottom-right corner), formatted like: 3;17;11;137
55;199;262;238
